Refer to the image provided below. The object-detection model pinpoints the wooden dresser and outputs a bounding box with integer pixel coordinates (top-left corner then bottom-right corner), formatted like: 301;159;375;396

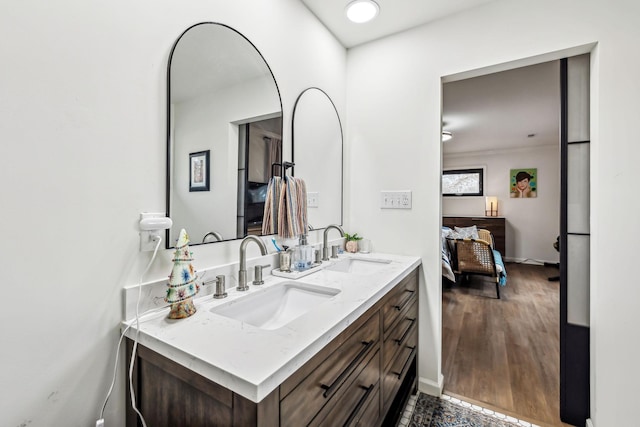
442;216;506;254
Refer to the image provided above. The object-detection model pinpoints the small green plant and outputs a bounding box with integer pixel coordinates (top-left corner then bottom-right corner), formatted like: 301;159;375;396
344;232;362;253
344;232;363;241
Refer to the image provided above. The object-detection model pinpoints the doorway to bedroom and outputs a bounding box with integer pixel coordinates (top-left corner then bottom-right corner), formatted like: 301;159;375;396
440;60;566;426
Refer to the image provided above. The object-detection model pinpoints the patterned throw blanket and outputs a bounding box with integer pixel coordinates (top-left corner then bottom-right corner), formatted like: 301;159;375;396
493;249;507;286
441;227;456;282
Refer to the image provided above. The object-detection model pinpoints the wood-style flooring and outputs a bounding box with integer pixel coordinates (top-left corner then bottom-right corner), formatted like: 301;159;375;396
442;262;573;427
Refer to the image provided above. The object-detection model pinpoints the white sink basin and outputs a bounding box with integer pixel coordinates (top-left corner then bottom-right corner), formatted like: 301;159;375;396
325;257;392;274
210;281;340;330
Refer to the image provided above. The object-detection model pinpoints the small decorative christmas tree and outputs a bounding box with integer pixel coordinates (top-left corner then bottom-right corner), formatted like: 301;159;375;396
165;229;200;319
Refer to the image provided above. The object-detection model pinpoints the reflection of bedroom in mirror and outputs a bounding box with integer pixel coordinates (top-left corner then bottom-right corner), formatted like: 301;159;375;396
237;116;282;238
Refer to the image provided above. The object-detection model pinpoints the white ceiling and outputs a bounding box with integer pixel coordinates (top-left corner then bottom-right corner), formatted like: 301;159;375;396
300;0;496;48
300;0;560;156
443;60;560;155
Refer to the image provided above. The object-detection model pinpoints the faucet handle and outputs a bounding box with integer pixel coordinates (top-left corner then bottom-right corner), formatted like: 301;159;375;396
331;245;340;259
213;275;227;299
253;264;271;286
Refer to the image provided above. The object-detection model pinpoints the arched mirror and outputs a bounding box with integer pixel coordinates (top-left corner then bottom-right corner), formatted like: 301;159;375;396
293;88;343;229
166;23;283;248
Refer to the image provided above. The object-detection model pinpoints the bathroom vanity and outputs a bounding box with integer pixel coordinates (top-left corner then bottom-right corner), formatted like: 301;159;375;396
124;253;420;426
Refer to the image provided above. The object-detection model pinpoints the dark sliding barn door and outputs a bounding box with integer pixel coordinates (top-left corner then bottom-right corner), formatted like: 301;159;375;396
560;54;591;426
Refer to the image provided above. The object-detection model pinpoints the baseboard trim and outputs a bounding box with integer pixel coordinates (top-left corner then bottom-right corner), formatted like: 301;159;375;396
503;257;557;266
586;419;594;427
418;374;444;396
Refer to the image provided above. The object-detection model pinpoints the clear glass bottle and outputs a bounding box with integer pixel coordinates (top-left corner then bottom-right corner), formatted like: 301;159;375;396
293;234;313;271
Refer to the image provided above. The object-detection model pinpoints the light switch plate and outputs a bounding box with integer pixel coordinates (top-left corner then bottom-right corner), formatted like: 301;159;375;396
380;191;412;209
307;192;319;208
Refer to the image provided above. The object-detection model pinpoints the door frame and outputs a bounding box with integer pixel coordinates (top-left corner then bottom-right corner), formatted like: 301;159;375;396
439;44;595;424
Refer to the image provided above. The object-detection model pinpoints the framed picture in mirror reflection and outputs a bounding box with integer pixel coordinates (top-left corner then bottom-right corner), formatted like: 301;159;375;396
189;150;210;192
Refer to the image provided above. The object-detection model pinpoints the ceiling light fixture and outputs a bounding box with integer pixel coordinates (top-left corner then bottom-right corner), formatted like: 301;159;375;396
442;131;453;142
346;0;379;23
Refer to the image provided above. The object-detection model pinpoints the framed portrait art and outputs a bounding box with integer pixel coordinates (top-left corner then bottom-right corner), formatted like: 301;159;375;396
189;150;210;192
510;168;537;198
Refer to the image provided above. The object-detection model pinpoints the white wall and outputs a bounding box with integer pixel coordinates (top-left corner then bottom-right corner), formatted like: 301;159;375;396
346;0;640;425
443;145;560;262
0;1;346;426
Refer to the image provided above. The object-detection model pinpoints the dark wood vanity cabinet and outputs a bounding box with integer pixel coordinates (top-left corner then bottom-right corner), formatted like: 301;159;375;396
126;268;419;427
380;271;418;422
125;342;276;427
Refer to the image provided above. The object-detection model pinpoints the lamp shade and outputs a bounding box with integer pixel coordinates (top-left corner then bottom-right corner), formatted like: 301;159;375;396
485;196;498;216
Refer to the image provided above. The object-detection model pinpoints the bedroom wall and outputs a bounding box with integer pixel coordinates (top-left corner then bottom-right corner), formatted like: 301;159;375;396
0;1;346;426
346;0;640;425
443;145;560;263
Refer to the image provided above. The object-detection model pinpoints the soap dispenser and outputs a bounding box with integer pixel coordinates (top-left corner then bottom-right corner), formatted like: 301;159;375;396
294;234;313;271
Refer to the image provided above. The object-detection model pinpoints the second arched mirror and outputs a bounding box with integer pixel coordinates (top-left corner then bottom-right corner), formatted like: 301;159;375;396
292;88;343;229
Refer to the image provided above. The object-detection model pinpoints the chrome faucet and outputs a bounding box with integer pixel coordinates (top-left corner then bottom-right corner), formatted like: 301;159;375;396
202;231;223;243
238;235;268;291
322;224;345;261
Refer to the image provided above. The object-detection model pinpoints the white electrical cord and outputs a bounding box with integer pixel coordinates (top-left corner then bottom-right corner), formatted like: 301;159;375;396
99;322;131;419
98;235;163;427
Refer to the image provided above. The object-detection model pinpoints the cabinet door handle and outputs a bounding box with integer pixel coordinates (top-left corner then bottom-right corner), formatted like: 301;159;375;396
321;340;374;399
393;289;415;311
393;345;417;380
394;318;416;346
342;383;375;427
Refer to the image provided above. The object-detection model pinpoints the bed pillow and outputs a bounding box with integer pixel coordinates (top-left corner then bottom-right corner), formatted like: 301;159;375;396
441;227;452;244
454;225;479;240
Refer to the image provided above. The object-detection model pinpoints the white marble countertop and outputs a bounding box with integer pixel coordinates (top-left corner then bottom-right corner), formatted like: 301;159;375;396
123;252;421;403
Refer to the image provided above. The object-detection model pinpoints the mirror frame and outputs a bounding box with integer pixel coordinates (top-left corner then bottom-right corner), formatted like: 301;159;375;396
291;87;344;229
165;22;283;249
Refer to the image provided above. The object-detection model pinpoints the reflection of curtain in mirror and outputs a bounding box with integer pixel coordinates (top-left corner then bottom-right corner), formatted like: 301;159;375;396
267;137;282;178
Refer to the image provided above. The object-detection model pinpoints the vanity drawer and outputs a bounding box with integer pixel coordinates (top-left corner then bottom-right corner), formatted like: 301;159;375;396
311;350;380;427
382;326;417;406
382;270;418;335
355;387;380;427
382;299;417;370
280;311;380;426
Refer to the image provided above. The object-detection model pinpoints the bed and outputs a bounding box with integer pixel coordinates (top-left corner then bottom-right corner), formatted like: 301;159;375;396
441;227;456;283
442;226;507;298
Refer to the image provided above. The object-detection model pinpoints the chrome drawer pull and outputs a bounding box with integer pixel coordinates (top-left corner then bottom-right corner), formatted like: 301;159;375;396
343;383;375;427
320;340;374;399
393;345;417;380
394;318;416;346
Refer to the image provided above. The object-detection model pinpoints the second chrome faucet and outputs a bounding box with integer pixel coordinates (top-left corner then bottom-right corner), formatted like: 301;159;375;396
322;224;345;261
238;235;268;291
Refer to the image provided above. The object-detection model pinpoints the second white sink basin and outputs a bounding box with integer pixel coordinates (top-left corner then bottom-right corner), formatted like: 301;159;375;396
210;281;340;330
325;257;392;274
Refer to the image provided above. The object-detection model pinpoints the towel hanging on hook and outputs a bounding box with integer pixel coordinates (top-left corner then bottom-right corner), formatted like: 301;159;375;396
262;173;307;238
270;161;295;178
277;176;307;238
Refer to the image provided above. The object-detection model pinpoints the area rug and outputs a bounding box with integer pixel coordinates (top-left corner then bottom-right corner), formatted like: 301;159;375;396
408;393;526;427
